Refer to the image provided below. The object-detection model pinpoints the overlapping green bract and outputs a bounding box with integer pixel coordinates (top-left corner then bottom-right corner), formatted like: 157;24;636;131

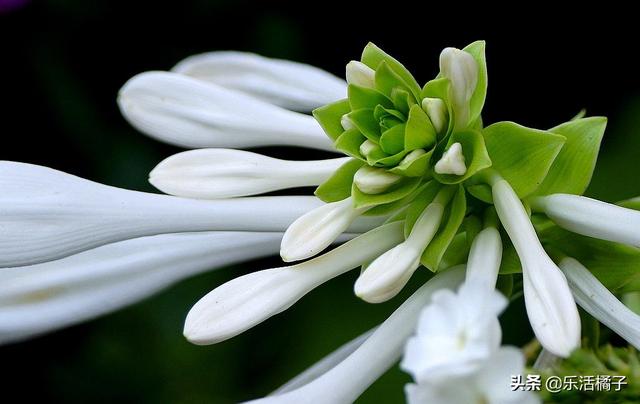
313;41;616;275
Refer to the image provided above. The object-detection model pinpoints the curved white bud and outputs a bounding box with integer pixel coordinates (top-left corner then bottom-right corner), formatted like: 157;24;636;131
531;193;640;248
354;201;445;303
421;97;447;134
118;71;334;150
560;257;640;350
183;222;405;345
359;140;377;157
0;162;379;267
434;142;467;176
149;149;349;199
345;61;375;88
439;47;478;129
172;51;346;111
353;165;402;194
246;266;465;404
280;197;371;262
492;179;580;357
0;231;281;345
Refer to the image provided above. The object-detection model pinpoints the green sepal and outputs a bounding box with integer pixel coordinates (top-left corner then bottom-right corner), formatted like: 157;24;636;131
312;99;351;141
432;129;492;184
314;159;364;203
335;128;367;160
421;185;467;271
379;124;405;154
462;40;488;125
403;180;442;237
348;84;393;110
352;177;422;209
374;61;417;103
361;42;421;100
389;149;433;177
348;109;380;142
481;121;566;198
532;117;607;196
405;105;437;150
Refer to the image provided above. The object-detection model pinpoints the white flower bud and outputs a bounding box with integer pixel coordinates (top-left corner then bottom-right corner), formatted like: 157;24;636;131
421;97;447;134
439;47;478;129
353;166;402;194
434;142;467;176
359;140;377;157
346;61;376;88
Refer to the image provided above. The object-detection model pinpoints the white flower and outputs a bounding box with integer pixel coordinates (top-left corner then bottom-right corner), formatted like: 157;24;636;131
400;282;507;383
439;47;478;129
0;231;281;345
246;266;465;404
434;142;467;176
172;51;346;111
560;257;640;350
149;148;349;199
405;346;539;404
354;189;451;303
492;178;581;357
0;161;345;267
118;71;335;150
184;222;404;345
280;197;378;262
531;193;640;248
345;60;376;88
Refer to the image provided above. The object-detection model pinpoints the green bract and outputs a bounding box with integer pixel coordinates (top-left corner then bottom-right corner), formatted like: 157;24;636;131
313;41;615;275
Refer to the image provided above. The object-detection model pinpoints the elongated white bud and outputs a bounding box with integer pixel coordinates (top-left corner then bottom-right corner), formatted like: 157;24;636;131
492;179;580;357
560;257;640;350
353;166;402;194
149;149;349;199
465;227;502;290
346;61;376;88
183;222;405;345
280;197;371;262
354;196;446;303
439;47;478;129
421;97;447;134
531;193;640;248
434;142;467;176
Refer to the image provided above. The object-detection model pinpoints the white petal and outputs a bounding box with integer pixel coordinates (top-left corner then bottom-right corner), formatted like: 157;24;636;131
271;328;376;395
345;61;375;88
246;266;465;404
531;193;640;248
0;162;378;267
477;346;539;404
560;257;640;350
149;149;349;199
172;51;346;111
439;47;477;129
354;201;445;303
118;71;334;150
465;227;502;290
280;197;373;262
492;179;580;357
0;231;281;344
183;222;405;345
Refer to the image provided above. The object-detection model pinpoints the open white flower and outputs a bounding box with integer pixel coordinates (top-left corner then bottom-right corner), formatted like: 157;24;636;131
492;178;581;357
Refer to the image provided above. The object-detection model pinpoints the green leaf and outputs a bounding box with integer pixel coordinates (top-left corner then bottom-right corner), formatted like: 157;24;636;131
314;159;364;203
482;121;566;198
379;124;405;154
498;240;522;274
312;99;351;141
348;84;393;110
365;180;427;216
335;128;367;159
532;117;607;196
539;225;640;292
391;88;415;116
374;61;417;102
439;232;470;269
421;185;467;271
367;148;409;167
432;129;492;184
348;109;380;142
405;105;437;150
619;197;640;210
462;40;488;125
361;42;421;100
389;149;433;177
403;180;443;237
352;177;422;209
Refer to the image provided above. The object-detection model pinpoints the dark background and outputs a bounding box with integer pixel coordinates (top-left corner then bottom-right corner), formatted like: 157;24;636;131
2;1;640;402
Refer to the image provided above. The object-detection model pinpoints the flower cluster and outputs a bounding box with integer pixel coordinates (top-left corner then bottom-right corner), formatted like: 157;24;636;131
2;41;640;403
